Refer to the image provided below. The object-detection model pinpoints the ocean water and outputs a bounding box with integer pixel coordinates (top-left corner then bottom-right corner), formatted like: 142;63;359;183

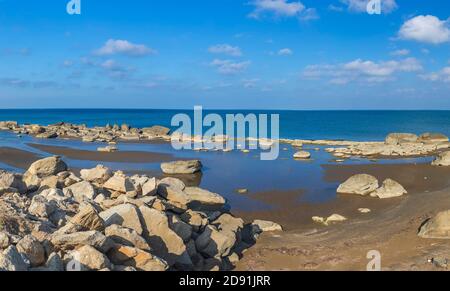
2;109;450;141
0;109;443;211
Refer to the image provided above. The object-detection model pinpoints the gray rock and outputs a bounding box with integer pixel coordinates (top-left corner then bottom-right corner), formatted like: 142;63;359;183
99;204;143;235
371;179;407;199
0;246;28;271
138;205;192;267
103;171;135;193
51;231;114;253
0;170;27;194
419;210;450;239
107;245;168;271
161;160;202;175
337;174;379;196
80;165;112;184
16;235;46;267
68;245;111;271
385;133;419;145
432;151;450;166
105;224;150;251
66;181;96;203
26;156;67;178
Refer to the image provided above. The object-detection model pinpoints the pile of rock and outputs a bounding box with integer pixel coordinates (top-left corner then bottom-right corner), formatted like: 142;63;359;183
0;157;280;271
0;121;172;143
323;133;450;159
337;174;407;199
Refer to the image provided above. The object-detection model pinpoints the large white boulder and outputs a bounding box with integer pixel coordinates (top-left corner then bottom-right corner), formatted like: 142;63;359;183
337;174;379;196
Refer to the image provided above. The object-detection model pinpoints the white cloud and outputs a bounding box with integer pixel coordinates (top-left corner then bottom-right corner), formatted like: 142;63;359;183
421;67;450;82
248;0;305;19
390;49;410;56
95;39;156;57
208;44;242;57
278;48;293;55
399;15;450;44
303;58;422;84
242;78;260;88
340;0;398;14
299;8;319;21
210;59;251;75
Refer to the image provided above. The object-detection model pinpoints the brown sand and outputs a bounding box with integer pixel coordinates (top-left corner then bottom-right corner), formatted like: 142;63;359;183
27;143;178;163
235;163;450;271
0;147;41;169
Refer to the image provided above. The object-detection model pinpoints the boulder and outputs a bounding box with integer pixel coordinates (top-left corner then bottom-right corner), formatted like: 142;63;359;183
69;245;111;271
0;170;27;194
97;146;118;153
103;171;135;193
28;195;57;218
325;214;347;224
293;151;311;159
337;174;379;196
16;235;45;267
141;178;157;196
371;179;407;199
252;220;283;232
26;156;67;178
157;185;190;206
168;215;193;243
138;205;192;267
80;165;112;184
418;210;450;239
142;126;171;137
184;187;226;209
63;203;105;233
158;177;185;191
0;232;10;249
385;133;418;145
195;225;236;258
0;246;28;271
432;151;450;166
51;231;114;253
99;204;143;235
161;160;202;175
108;245;168;271
66;181;96;203
418;133;449;144
105;225;150;251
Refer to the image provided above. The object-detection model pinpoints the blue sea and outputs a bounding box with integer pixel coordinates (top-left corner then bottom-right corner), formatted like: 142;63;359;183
0;109;444;213
2;109;450;141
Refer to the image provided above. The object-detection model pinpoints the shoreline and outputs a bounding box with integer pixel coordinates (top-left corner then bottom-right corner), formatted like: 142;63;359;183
1;121;450;271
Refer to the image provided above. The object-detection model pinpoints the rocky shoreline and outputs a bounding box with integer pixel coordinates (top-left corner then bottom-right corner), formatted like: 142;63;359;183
2;121;450;161
0;156;282;271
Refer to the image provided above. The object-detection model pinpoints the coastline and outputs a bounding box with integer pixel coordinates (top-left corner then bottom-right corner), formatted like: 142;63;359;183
1;121;450;271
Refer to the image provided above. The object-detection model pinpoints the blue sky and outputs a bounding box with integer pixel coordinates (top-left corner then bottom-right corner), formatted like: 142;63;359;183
0;0;449;109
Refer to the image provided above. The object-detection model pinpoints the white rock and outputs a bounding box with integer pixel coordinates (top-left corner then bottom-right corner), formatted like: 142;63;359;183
337;174;379;196
371;179;407;199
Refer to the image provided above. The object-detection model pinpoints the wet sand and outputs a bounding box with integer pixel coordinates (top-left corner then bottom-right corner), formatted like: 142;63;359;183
235;163;450;271
0;147;41;169
28;143;178;163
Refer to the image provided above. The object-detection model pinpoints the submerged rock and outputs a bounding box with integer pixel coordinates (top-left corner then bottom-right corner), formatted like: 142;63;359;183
293;151;311;160
161;160;202;175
